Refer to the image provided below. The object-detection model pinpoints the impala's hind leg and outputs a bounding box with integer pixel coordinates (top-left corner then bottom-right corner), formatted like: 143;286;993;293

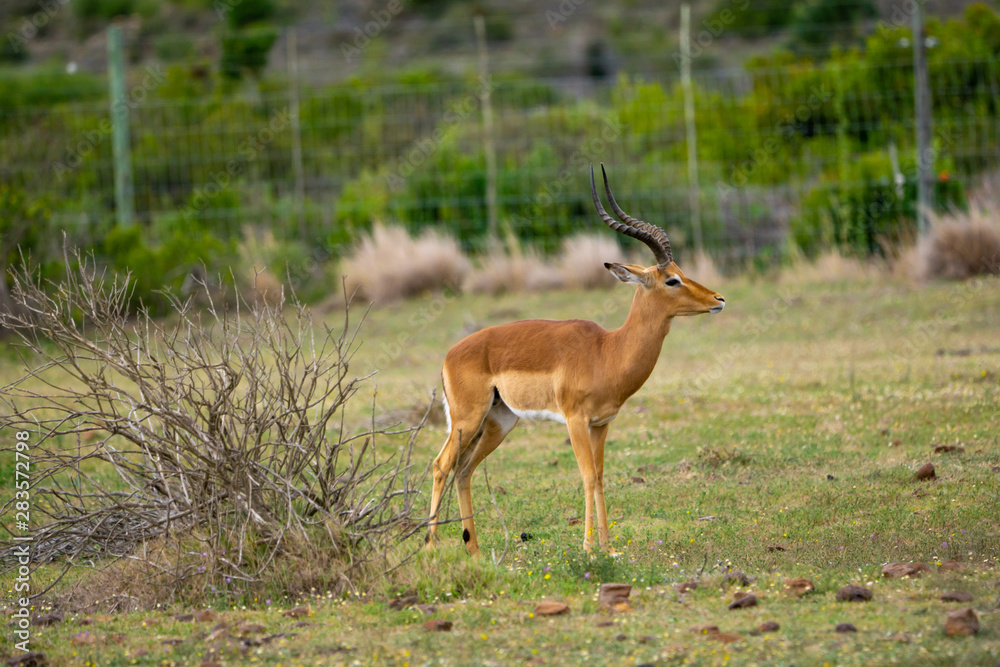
454;401;518;556
426;384;493;549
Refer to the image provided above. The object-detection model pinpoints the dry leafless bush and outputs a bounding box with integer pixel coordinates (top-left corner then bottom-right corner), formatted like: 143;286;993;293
341;223;469;304
0;251;429;608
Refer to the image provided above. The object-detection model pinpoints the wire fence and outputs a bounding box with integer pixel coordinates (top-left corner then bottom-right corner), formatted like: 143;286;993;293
3;24;1000;264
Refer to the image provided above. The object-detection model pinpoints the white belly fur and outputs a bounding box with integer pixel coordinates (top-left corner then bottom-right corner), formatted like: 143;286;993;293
508;407;567;424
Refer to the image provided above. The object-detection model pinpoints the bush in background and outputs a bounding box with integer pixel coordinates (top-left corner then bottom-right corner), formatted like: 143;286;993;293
909;208;1000;281
464;245;563;295
341;223;469;304
557;233;626;289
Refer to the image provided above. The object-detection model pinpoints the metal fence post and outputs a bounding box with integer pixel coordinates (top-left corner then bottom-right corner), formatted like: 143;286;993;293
107;26;134;228
680;4;703;256
912;3;933;236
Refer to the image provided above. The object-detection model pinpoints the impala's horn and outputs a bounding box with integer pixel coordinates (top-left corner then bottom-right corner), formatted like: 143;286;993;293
590;163;673;268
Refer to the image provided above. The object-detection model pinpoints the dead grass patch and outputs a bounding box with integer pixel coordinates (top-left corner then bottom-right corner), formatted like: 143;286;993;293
557;234;626;289
683;250;724;286
781;249;881;284
342;223;469;303
898;207;1000;281
464;246;563;295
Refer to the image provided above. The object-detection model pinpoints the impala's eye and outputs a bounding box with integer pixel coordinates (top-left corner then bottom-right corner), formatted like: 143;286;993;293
665;278;682;287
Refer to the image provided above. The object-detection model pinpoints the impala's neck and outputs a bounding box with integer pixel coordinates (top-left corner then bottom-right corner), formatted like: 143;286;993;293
606;288;673;397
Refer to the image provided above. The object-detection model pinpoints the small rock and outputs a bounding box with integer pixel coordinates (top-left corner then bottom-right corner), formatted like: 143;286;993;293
638;635;655;644
710;632;743;644
388;595;418;611
882;562;925;578
766;544;787;551
940;590;973;603
721;570;750;587
631;476;646;484
237;623;267;635
194;610;219;623
674;581;698;594
173;613;194;622
689;622;719;635
944;607;979;636
598;583;632;606
5;652;48;667
913;462;936;481
70;631;96;646
31;614;62;627
835;623;857;633
933;445;963;454
757;621;780;633
728;593;758;610
614;633;627;641
534;601;569;616
784;577;815;596
939;558;964;572
424;619;453;632
836;585;872;602
282;606;311;619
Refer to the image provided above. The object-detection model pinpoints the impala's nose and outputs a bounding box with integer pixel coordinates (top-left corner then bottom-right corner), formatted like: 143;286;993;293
710;295;725;314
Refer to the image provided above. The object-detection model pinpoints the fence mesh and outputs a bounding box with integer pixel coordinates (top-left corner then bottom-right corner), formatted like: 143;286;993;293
3;19;1000;265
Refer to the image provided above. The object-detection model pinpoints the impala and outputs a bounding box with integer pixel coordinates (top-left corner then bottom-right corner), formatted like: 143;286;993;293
427;164;726;556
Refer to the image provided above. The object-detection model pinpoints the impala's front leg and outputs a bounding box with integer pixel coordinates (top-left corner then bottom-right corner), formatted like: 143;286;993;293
567;417;599;552
589;423;612;551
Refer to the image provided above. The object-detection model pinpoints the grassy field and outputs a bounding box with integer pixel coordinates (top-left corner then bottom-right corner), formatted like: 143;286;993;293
3;270;1000;665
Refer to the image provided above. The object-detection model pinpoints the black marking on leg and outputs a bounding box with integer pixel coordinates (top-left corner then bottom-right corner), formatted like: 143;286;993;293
462;528;471;543
424;533;430;544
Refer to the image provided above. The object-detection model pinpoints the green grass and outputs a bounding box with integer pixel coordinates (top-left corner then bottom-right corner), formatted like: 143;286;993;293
3;272;999;665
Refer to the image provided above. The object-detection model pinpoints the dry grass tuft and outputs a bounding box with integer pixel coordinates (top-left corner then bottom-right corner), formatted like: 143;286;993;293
464;246;564;295
780;249;878;284
248;267;284;308
557;234;626;289
683;250;724;287
342;223;470;303
901;207;1000;281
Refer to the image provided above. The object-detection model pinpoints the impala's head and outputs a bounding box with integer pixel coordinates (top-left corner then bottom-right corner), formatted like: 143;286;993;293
591;164;725;317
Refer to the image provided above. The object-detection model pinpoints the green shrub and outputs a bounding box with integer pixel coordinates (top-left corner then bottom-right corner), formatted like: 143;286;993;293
224;0;275;29
791;152;966;256
0;67;104;114
790;0;877;50
74;0;134;21
220;26;278;79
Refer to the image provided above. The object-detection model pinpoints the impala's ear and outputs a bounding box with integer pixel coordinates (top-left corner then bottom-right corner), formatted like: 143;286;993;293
605;262;646;285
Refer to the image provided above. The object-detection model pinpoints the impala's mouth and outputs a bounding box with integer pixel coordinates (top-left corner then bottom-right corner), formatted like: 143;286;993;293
710;305;724;314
